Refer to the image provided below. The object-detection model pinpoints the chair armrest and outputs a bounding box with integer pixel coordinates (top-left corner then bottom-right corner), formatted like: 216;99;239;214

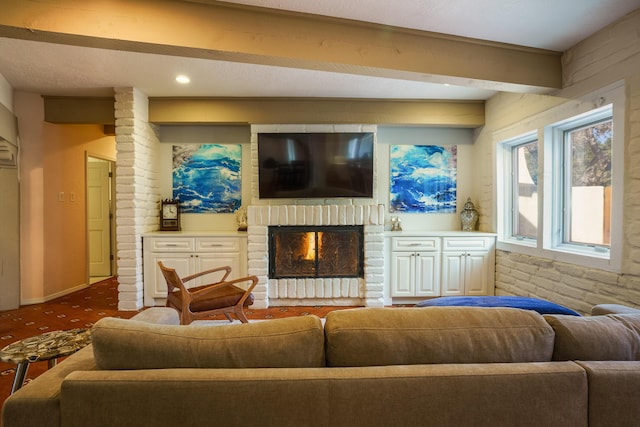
182;265;231;284
191;275;258;304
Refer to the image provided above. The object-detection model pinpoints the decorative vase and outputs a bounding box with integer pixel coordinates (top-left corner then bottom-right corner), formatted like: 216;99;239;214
460;197;479;232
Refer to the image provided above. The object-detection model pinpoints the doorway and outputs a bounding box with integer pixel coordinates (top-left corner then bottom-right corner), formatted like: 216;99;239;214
86;155;116;283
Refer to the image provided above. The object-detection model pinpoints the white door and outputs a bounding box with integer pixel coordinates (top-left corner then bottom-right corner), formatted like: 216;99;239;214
87;159;112;277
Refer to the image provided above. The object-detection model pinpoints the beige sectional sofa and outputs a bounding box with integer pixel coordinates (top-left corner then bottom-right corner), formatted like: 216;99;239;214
2;305;640;427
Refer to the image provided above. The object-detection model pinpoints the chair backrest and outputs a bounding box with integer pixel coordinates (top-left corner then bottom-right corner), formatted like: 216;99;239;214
157;262;188;296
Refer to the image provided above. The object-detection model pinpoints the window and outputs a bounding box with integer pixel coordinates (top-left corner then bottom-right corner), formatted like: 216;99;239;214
549;104;613;256
497;133;538;245
513;140;538;239
496;83;623;272
563;118;612;248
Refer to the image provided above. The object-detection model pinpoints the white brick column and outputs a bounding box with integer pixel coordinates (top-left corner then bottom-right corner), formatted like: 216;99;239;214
114;88;160;310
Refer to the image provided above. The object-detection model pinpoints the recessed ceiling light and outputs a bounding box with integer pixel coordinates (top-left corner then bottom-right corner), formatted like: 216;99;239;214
175;75;190;84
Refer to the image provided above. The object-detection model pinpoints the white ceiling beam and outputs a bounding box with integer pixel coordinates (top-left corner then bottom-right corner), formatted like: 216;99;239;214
0;0;562;93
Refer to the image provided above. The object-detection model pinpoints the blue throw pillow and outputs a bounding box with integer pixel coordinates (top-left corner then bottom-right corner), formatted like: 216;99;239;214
416;296;581;316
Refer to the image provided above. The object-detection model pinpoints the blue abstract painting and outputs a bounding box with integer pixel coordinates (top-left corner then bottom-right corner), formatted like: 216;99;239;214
172;144;242;213
389;145;457;213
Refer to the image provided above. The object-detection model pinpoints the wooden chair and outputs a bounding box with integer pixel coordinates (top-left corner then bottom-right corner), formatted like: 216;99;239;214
158;261;258;325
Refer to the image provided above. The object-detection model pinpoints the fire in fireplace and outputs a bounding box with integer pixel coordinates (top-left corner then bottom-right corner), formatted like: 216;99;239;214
268;225;364;279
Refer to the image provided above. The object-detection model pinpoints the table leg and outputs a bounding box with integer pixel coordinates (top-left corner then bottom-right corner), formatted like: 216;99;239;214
11;362;29;394
48;358;57;369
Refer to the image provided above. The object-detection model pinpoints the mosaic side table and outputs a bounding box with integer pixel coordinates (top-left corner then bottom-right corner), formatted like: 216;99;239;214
0;328;91;394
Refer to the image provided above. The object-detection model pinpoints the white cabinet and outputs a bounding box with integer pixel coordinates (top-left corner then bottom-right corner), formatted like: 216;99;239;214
143;233;247;306
390;237;440;297
441;236;495;296
388;233;495;301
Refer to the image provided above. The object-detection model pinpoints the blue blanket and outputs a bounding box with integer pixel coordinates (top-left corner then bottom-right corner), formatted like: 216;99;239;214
415;296;581;316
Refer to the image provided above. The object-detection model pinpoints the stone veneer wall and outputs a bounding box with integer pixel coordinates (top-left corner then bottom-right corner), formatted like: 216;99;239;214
247;204;386;308
495;250;640;314
483;11;640;313
114;88;160;310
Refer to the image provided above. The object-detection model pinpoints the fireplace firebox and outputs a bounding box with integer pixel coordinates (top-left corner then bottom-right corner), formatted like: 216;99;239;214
268;225;364;279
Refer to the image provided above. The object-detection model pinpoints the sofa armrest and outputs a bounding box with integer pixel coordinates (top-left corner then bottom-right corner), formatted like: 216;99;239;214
575;361;640;427
1;345;97;427
591;304;640;316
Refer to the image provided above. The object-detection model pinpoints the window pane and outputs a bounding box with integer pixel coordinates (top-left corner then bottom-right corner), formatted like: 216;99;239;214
513;141;538;238
565;119;612;246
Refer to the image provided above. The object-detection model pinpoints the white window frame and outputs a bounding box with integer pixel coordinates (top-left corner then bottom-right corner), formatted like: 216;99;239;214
497;132;538;248
496;82;624;273
544;103;619;264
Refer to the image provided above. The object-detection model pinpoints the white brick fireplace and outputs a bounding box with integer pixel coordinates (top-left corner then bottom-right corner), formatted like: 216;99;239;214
247;204;385;308
246;123;384;308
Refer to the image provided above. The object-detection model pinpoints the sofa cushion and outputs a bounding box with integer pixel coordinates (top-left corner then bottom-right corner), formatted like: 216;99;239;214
91;315;325;369
324;307;555;367
544;313;640;361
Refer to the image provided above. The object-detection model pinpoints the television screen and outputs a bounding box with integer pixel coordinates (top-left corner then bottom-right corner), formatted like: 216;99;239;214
258;132;374;199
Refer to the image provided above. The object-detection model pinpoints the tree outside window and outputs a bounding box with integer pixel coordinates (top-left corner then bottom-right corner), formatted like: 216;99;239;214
513;141;538;239
564;119;612;247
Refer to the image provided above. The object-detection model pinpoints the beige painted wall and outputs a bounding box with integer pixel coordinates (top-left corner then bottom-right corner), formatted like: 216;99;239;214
0;75;19;310
16;92;45;304
17;90;116;304
157;125;476;233
43;124;115;301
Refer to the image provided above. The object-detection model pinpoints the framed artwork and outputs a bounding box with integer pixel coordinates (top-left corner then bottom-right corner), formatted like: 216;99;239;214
389;144;457;213
172;144;242;213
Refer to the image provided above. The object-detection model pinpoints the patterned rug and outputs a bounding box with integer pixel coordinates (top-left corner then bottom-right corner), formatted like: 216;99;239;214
0;278;354;408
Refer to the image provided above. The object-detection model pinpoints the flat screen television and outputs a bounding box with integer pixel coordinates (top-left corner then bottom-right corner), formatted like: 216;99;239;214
258;132;374;199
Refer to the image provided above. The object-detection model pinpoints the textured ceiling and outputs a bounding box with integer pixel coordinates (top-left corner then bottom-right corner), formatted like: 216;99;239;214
0;0;638;99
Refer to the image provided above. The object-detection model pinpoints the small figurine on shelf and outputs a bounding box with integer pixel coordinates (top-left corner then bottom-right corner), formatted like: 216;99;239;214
390;215;403;232
234;206;248;231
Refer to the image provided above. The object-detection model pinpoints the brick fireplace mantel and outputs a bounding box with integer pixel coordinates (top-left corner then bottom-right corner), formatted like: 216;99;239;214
247;204;385;308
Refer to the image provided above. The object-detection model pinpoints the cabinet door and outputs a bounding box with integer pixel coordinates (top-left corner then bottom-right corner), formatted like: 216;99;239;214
441;252;465;296
391;252;414;297
464;252;490;296
415;252;441;296
196;252;242;285
145;253;192;300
